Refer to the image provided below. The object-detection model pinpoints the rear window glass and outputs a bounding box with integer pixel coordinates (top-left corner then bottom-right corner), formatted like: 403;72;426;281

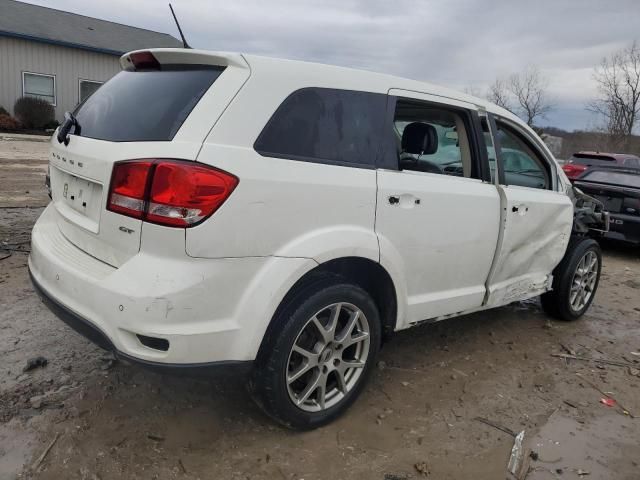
571;154;616;165
582;171;640;188
254;88;387;167
72;67;224;142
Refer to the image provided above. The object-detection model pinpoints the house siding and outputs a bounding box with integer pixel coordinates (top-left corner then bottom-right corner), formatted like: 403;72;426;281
0;36;120;121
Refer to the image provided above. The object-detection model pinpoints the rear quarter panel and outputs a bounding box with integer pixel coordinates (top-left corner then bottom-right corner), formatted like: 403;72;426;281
186;59;379;262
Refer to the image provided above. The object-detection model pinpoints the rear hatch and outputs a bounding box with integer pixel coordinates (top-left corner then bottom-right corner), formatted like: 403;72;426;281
575;169;640;215
49;49;249;267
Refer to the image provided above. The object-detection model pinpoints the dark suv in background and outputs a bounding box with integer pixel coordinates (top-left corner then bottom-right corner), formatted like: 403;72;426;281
562;152;640;180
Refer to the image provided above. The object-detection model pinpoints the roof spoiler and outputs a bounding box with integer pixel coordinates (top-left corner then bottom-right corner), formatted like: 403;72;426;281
120;49;249;70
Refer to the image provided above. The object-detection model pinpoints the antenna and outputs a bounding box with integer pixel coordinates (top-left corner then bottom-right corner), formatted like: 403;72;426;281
169;4;191;49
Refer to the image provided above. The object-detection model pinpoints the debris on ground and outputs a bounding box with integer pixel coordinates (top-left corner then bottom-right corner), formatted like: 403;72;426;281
384;474;409;480
31;432;60;471
507;430;526;476
600;398;616;407
414;461;430;477
551;353;636;368
23;356;48;372
474;417;517;437
577;373;634;417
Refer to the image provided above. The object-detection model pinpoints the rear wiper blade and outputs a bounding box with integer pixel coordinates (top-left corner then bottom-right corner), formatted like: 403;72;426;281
56;111;80;146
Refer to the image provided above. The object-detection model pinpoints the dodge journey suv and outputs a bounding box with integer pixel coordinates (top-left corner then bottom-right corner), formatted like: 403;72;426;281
30;49;607;429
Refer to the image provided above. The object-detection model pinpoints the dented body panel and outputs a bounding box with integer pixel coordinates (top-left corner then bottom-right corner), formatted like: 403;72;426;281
485;186;573;307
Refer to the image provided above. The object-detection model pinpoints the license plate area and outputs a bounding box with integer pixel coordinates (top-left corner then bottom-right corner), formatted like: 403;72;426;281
51;166;103;233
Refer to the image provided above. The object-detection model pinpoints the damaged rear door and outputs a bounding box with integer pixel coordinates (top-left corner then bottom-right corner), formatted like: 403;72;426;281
484;115;573;306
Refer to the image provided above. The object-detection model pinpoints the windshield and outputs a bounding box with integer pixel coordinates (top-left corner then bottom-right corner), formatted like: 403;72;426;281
72;67;224;142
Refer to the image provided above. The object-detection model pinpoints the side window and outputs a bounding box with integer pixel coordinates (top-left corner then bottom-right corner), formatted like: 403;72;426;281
23;72;56;105
392;99;477;178
254;88;387;167
495;122;550;189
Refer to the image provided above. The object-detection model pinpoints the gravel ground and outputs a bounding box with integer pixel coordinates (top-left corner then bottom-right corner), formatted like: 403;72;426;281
1;134;639;480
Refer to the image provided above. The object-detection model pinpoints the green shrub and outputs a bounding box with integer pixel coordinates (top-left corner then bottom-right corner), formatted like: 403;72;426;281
13;97;54;129
0;105;8;116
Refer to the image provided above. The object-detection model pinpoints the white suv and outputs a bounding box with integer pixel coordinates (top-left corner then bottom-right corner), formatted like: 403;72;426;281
30;49;606;429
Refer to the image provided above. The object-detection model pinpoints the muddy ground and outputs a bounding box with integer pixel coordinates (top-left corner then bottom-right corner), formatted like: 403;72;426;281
1;133;639;480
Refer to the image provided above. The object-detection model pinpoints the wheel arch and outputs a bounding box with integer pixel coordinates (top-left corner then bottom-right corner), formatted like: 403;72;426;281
255;256;399;362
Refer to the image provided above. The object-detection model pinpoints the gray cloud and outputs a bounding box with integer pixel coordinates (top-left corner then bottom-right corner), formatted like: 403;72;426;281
23;0;640;130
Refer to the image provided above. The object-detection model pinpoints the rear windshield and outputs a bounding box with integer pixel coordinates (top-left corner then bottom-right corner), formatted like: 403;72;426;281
571;154;616;165
72;67;224;142
582;171;640;188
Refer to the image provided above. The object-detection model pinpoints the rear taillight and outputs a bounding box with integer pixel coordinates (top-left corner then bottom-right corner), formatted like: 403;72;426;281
107;160;238;228
562;163;587;179
108;160;153;218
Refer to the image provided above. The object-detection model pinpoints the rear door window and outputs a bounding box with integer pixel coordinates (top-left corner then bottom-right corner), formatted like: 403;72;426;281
72;67;224;142
254;88;387;168
495;121;550;189
391;99;479;179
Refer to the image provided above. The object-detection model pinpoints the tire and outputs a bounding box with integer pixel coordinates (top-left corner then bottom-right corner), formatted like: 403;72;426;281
541;237;602;321
248;274;381;430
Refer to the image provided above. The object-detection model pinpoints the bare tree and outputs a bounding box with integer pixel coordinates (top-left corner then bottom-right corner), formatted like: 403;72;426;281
486;78;512;112
508;66;553;127
589;41;640;147
463;85;482;98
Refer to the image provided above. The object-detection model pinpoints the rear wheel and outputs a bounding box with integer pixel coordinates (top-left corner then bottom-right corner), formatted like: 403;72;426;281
541;237;602;321
249;276;381;429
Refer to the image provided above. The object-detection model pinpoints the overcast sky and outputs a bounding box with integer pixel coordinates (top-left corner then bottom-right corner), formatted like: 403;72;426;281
24;0;640;131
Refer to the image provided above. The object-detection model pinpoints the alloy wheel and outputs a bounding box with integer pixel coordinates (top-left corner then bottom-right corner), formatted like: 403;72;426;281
286;302;371;412
569;250;599;312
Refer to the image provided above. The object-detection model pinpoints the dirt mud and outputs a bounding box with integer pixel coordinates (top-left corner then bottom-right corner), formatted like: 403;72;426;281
1;134;639;479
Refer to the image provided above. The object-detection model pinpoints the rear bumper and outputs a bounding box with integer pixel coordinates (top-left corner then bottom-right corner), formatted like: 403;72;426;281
30;268;251;375
605;213;640;244
29;204;315;366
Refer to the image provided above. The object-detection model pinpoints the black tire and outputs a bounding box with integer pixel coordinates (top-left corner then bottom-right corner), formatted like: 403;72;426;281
541;237;602;321
248;274;381;430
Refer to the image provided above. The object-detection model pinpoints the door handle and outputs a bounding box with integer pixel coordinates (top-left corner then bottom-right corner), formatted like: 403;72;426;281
388;195;421;206
512;204;529;214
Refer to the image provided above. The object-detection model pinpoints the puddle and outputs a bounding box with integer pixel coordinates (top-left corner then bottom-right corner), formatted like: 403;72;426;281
0;421;37;478
525;413;639;479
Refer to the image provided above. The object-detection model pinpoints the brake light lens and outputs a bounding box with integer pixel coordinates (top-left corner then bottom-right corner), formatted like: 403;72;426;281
562;163;587;179
107;160;238;227
128;51;161;70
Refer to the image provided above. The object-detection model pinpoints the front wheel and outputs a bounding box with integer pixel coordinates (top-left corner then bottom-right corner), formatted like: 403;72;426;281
541;237;602;321
249;276;381;429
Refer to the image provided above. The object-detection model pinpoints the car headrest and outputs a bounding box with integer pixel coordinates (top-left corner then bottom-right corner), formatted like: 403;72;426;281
401;122;438;155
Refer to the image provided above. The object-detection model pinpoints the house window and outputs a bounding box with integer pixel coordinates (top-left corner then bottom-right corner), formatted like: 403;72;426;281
79;79;103;103
22;72;56;105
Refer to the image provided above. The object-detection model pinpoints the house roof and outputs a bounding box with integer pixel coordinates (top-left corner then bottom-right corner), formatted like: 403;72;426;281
0;0;183;56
